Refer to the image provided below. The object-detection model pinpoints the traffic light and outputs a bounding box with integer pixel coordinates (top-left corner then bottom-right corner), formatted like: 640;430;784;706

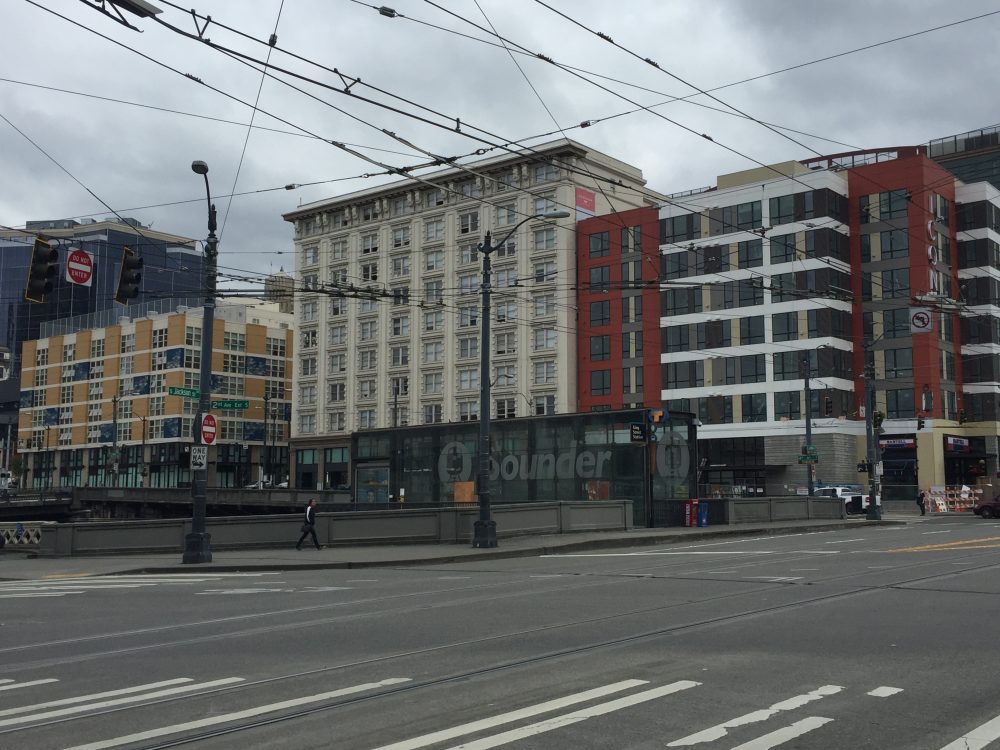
857;460;870;473
872;411;885;431
24;238;59;303
917;416;925;430
114;246;143;304
958;409;967;424
824;396;833;416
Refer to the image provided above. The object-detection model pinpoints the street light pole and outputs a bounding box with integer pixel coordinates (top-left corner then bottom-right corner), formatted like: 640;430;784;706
263;391;270;486
472;210;570;549
864;342;882;520
112;395;119;488
183;160;216;564
802;353;814;497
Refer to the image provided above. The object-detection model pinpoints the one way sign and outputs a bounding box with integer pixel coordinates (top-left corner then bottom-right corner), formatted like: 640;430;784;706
190;445;208;471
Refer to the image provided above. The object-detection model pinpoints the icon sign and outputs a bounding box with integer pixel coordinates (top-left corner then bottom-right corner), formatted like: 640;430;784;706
201;413;217;445
190;445;208;470
909;307;932;334
66;248;94;287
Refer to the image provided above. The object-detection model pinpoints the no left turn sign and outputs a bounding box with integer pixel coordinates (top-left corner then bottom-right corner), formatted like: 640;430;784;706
909;307;932;334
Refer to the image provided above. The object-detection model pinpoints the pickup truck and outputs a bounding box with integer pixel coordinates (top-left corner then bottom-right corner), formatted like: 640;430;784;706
816;486;878;514
973;496;1000;519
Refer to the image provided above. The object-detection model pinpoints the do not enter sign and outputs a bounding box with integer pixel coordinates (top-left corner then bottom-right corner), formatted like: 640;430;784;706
201;413;217;445
66;248;94;287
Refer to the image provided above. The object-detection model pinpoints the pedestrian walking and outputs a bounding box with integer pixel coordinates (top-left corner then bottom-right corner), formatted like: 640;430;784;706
916;489;927;516
296;498;322;550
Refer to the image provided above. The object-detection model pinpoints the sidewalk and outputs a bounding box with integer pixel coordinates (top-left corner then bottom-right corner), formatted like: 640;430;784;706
0;516;914;581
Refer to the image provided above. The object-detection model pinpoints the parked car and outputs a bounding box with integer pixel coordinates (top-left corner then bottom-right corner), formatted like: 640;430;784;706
973;495;1000;519
816;485;879;515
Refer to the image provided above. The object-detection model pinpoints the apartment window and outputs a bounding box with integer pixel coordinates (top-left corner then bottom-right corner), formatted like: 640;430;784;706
391;315;410;337
60;364;73;383
886;388;915;418
496;204;516;226
390;196;410;217
589;265;610;292
150;374;165;394
590;370;611;396
623;331;643;358
425;310;445;331
533;361;556;385
358;409;377;430
738;239;763;269
495;301;517;322
90;339;105;358
328;298;347;318
458;400;479;421
328;412;346;431
425;188;445;207
534;394;556;415
494;365;516;387
391;256;411;277
881;268;910;299
774;391;801;420
330;239;347;259
533;227;556;251
884;308;911;339
622;367;643;394
358;349;377;370
458;337;479;359
300;357;317;376
534;163;557;182
773;351;803;381
534;261;557;282
118;333;134;354
885;348;913;378
425;280;444;302
223;331;246;351
740;316;765;345
458;179;481;199
358;380;377;400
425;218;445;241
495;332;517;355
423;341;444;363
880;230;908;259
459;273;479;296
360;297;379;314
770;233;796;264
330;268;348;287
329;352;347;373
423;372;443;394
773;312;798;342
392;226;410;248
740;354;766;383
299;384;317;406
589;231;609;257
329;325;347;346
590;301;611;326
742;393;767;422
622;296;642;323
495;269;518;288
534;293;556;317
359;262;378;282
300;329;318;349
302;300;319;323
621;260;641;284
458;211;480;235
458;369;479;390
423;404;443;423
329;382;347;402
496;239;516;258
496;399;517;419
533;328;556;350
721;200;763;232
302;245;319;266
223;353;245;373
425;249;445;271
459;243;478;265
454;306;476;328
390;376;409;397
59;384;72;405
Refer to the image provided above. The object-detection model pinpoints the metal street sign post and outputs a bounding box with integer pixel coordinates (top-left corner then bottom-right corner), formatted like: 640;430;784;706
211;399;249;410
169;386;200;399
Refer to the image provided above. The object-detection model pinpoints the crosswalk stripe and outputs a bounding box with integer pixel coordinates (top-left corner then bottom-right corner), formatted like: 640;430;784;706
438;681;700;750
867;686;903;698
0;679;193;718
370;679;649;750
0;678;243;728
62;678;411;750
0;679;59;692
938;713;1000;749
728;717;833;749
668;685;842;746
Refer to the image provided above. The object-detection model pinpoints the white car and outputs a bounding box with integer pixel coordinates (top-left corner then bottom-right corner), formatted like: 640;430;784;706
816;486;879;514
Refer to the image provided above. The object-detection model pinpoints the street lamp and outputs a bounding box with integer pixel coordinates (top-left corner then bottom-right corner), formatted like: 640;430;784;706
472;210;570;549
182;159;217;564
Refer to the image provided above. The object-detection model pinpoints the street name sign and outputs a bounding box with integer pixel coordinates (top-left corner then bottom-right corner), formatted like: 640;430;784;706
212;399;249;410
169;386;199;399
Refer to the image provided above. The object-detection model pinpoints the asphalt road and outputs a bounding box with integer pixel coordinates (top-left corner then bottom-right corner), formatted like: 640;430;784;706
3;515;1000;750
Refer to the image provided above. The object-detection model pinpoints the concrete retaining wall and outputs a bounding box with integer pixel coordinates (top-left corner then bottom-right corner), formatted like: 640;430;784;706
728;497;844;523
35;500;634;556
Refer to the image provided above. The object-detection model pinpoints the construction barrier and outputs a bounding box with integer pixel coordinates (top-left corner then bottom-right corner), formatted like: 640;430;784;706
927;486;982;513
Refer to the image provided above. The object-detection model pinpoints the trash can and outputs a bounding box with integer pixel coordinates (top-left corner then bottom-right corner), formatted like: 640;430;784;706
684;499;699;527
697;500;710;527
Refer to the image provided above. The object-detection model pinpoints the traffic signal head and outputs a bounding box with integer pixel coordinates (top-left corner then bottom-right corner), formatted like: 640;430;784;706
917;417;925;430
115;246;143;304
824;396;833;416
24;239;59;303
958;409;967;424
857;460;870;473
872;411;885;430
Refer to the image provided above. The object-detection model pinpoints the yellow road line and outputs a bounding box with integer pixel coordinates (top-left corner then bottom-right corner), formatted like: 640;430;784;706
41;573;94;580
886;536;1000;553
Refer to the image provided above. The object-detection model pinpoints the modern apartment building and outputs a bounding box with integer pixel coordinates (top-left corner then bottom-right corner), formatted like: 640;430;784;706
17;300;293;493
282;139;661;490
649;147;997;499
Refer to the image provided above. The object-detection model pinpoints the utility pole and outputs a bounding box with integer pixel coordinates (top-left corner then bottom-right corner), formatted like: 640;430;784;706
393;382;399;429
183;160;215;564
112;395;119;488
802;353;815;497
863;342;883;520
473;228;498;549
263;391;270;486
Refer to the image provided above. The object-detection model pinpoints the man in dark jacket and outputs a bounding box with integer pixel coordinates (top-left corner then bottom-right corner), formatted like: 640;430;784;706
916;489;927;516
296;498;322;550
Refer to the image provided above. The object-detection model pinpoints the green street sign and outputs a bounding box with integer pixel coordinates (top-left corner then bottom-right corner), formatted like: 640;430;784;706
212;399;250;410
798;454;819;464
168;386;199;399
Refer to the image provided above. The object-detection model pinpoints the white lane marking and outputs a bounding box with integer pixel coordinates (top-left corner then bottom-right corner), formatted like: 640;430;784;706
0;585;155;591
0;679;12;684
867;566;893;569
867;686;903;698
370;680;649;750
744;576;802;582
696;570;738;574
528;575;564;578
668;685;842;746
0;679;58;692
195;588;290;595
729;716;833;749
938;713;1000;749
301;586;351;593
63;678;411;750
824;539;865;544
923;531;952;535
0;679;193;718
544;552;777;557
346;579;379;582
437;577;472;580
0;678;243;728
0;592;81;599
790;569;819;572
789;551;840;554
438;681;700;750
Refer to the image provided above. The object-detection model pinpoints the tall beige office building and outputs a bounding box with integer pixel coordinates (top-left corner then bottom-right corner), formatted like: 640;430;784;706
282;139;661;485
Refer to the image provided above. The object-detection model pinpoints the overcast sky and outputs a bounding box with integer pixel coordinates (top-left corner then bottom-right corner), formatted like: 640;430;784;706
3;0;999;285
